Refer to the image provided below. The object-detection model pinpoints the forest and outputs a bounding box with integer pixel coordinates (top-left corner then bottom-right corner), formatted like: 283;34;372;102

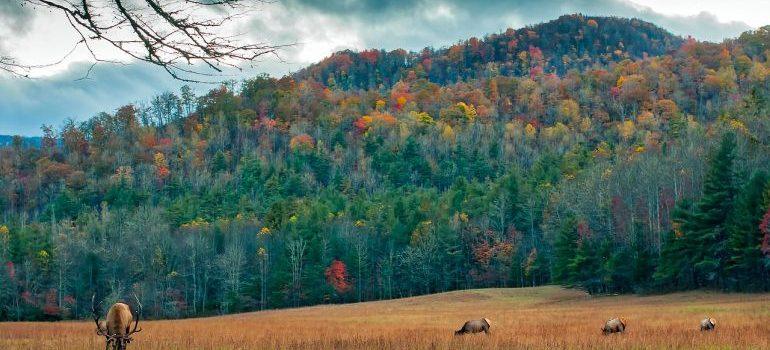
1;14;769;321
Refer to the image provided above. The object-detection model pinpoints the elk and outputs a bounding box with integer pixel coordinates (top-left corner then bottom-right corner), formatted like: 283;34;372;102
700;317;716;331
454;318;492;335
601;317;627;335
92;295;142;350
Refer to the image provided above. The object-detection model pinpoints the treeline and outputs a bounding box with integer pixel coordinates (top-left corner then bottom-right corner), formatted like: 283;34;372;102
1;16;770;321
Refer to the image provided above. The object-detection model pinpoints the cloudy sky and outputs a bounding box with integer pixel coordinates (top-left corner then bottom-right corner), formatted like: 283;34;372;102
0;0;768;136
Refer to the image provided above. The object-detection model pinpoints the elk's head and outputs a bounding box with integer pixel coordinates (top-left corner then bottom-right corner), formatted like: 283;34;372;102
92;294;142;350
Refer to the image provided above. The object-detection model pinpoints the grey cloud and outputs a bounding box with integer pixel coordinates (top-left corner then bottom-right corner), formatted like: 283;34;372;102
0;62;181;136
0;1;33;34
275;0;753;51
0;58;297;136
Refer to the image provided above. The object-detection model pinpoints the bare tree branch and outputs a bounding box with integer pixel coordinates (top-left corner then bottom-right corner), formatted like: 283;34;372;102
1;0;286;82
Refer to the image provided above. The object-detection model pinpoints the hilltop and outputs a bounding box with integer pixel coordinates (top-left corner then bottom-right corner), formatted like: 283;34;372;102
295;14;683;89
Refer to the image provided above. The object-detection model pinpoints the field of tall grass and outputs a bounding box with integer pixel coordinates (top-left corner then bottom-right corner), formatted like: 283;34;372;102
1;286;768;349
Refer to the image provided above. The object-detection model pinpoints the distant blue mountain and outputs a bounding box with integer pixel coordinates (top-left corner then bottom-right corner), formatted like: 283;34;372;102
0;135;42;148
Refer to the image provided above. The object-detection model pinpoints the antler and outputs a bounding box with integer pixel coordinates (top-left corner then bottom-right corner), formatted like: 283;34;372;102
91;294;106;336
127;293;143;336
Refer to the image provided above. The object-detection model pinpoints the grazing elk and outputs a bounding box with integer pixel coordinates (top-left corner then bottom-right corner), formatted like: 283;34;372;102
92;295;142;350
700;317;716;331
601;317;627;335
454;318;491;335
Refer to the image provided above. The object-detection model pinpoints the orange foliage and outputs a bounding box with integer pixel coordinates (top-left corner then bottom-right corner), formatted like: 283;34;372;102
324;260;351;293
289;134;315;151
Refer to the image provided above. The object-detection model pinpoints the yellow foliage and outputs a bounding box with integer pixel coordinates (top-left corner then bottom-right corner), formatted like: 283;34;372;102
543;122;569;141
618;120;635;140
37;250;50;264
456;102;477;121
602;168;613;179
410;111;434;125
634;145;645;153
729;119;749;134
375;99;386;110
459;212;469;222
558;99;580;123
441;124;455;142
525;123;537;139
579;117;592;133
154;152;167;167
593;141;611;158
748;62;768;82
181;217;209;229
259;227;271;235
0;225;8;236
354;220;366;227
289;215;298;223
687;115;700;130
410;220;433;245
257;247;267;257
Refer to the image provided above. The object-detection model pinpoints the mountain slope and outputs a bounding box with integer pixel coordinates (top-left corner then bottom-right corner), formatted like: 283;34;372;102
295;14;683;89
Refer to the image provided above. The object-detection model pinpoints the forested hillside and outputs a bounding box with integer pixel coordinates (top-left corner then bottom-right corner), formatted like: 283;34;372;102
1;14;769;321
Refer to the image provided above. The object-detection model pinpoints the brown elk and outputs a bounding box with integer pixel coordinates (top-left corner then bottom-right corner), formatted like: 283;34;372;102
92;295;142;350
454;318;492;335
601;317;627;335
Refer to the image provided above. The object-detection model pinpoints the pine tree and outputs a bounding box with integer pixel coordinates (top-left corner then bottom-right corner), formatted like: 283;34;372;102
568;236;601;293
689;133;737;288
655;133;737;289
726;171;769;291
552;216;578;284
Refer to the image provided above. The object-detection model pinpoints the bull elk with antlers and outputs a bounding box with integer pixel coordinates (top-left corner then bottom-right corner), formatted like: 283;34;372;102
92;294;142;350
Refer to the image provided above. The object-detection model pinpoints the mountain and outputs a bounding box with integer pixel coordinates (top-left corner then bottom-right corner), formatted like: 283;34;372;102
295;14;684;89
1;15;769;322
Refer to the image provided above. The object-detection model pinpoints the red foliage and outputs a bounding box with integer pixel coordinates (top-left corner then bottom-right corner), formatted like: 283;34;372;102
760;206;770;255
5;261;15;281
529;66;543;79
21;290;35;305
528;45;543;61
577;220;592;241
611;195;630;237
43;289;60;316
610;86;621;98
422;58;432;72
325;260;351;293
473;240;493;267
360;49;379;65
156;166;171;179
507;39;518;52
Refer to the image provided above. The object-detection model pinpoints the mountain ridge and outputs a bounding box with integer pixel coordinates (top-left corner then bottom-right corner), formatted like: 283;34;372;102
294;14;684;89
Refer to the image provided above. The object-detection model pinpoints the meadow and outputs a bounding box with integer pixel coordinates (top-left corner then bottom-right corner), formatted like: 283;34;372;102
1;286;768;349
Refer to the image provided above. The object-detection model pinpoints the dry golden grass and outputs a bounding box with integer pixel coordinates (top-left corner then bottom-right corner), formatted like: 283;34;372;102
1;286;769;349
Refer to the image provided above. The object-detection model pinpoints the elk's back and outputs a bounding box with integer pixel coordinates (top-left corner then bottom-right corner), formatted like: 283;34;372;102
106;303;133;336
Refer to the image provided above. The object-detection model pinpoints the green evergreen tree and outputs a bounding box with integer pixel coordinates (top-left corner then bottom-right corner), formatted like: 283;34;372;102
689;133;737;288
655;133;737;289
726;171;769;291
552;216;578;284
